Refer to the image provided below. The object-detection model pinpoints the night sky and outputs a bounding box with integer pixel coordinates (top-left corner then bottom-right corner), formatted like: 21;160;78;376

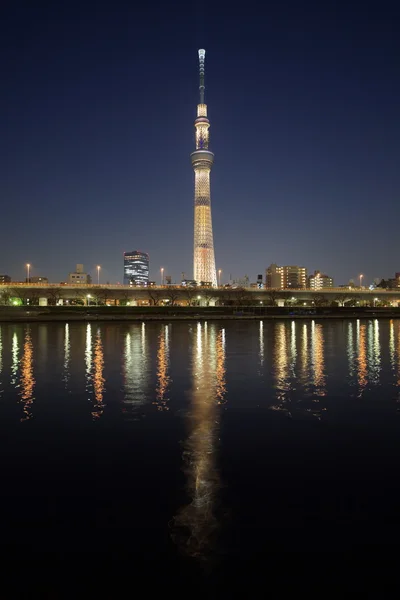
1;0;399;285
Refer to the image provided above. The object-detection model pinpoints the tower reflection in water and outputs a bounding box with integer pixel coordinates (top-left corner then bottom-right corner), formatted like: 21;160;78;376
20;328;35;422
172;322;226;558
154;324;171;411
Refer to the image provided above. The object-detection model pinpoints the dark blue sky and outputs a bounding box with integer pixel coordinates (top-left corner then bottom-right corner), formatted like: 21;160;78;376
1;0;399;285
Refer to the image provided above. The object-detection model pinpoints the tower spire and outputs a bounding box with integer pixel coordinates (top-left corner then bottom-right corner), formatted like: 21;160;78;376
198;49;205;104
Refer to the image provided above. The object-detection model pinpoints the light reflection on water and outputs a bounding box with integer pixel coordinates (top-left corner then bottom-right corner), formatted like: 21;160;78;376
63;323;70;387
357;320;368;394
311;320;326;397
0;319;398;421
11;331;19;387
123;323;150;414
259;320;264;370
154;324;171;411
92;329;105;420
20;328;35;422
172;321;226;558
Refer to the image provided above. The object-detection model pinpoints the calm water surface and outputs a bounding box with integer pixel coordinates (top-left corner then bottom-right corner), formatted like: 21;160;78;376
1;319;399;560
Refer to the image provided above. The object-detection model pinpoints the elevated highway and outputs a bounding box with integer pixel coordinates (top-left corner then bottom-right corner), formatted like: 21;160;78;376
0;283;399;307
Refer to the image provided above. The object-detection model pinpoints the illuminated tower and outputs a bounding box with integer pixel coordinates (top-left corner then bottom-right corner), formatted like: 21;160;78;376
191;49;217;287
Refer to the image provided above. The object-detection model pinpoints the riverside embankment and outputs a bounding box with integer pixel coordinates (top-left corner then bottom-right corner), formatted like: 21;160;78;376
0;305;399;322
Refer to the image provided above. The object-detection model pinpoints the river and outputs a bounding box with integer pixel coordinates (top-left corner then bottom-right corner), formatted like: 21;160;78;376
0;319;399;566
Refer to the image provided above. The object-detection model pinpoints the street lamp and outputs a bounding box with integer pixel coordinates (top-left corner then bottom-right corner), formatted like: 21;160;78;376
97;265;101;285
161;267;164;286
26;263;30;283
218;269;222;287
374;297;378;307
87;294;91;306
359;274;363;288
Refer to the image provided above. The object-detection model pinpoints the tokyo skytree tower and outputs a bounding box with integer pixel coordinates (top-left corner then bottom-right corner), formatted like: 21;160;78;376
191;49;217;287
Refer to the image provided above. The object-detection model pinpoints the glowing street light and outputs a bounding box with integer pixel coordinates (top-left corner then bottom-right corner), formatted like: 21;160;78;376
97;265;101;285
87;294;91;306
359;274;363;288
161;267;164;286
218;269;222;287
26;263;30;283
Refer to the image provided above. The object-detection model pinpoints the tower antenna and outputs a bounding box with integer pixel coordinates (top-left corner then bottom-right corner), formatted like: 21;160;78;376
198;49;205;104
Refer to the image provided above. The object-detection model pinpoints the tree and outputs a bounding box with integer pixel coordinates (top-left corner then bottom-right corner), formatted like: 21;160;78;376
376;279;390;289
72;289;86;305
26;289;40;305
311;293;328;307
147;289;163;306
335;293;350;307
201;289;218;306
46;287;62;306
346;294;360;307
10;287;30;305
90;287;109;305
165;286;180;306
235;287;253;306
266;290;279;306
182;287;198;306
0;289;12;305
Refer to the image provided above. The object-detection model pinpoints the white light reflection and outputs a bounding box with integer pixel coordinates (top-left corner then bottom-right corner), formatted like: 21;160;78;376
11;332;19;386
271;322;290;413
172;322;224;558
85;323;92;400
367;319;381;385
389;320;395;371
123;323;149;413
216;328;226;405
290;320;297;377
347;322;355;379
63;323;70;387
259;320;264;368
299;323;309;389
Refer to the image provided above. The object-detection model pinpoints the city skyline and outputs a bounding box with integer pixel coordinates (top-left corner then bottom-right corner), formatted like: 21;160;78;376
1;2;399;285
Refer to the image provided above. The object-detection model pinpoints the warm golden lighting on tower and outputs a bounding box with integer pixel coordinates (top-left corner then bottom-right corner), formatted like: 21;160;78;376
191;49;217;286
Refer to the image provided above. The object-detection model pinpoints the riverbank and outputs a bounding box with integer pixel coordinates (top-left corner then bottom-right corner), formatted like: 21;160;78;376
0;306;399;322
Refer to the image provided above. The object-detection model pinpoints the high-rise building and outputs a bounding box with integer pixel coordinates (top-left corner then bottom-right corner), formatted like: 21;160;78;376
191;49;217;287
0;275;11;284
266;264;307;289
308;270;334;289
124;251;149;285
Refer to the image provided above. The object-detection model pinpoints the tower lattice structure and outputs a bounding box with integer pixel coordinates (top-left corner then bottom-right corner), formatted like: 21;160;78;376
191;49;217;287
